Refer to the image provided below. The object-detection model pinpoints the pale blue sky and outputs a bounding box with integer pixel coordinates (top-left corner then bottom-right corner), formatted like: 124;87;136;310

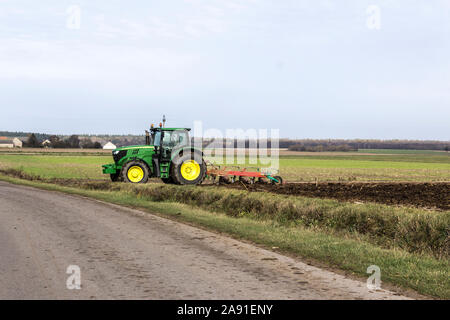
0;0;449;139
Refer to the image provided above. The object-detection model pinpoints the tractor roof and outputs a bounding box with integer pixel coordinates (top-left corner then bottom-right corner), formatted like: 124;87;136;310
150;127;191;131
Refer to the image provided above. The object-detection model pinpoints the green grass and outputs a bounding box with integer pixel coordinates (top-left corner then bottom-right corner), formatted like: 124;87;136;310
1;151;448;182
277;156;450;182
1;174;448;299
0;154;109;179
358;149;447;155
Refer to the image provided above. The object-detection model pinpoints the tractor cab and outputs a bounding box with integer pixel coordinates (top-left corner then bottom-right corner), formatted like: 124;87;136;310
147;127;191;162
102;126;206;185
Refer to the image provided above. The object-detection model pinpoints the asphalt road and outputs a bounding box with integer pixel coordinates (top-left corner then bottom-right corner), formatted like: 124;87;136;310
0;181;411;299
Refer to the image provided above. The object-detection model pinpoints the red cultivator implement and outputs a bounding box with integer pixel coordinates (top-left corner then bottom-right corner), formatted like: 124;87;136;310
206;162;283;185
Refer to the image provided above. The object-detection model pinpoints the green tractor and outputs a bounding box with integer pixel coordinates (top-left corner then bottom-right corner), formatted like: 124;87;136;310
102;127;206;185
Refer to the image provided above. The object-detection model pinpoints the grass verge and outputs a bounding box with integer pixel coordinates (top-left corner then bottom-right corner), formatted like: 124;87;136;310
0;174;448;299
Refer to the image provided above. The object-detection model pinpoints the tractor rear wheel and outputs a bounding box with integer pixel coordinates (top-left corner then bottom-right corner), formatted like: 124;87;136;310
122;161;149;183
171;153;206;185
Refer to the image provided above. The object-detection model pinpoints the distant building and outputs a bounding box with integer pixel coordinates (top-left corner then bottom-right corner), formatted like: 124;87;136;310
42;139;51;148
0;137;23;148
103;142;117;150
14;138;23;148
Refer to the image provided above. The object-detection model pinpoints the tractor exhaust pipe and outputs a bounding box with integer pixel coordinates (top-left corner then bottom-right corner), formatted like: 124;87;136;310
145;130;150;145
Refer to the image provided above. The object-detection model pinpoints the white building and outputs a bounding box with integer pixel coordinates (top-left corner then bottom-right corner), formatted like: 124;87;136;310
42;139;51;147
0;137;23;148
103;141;117;150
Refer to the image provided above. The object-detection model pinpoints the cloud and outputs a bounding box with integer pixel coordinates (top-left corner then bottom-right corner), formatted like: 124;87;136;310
0;37;199;85
88;0;258;40
0;0;449;138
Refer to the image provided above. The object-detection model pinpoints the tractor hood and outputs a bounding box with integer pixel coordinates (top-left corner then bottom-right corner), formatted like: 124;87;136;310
113;145;155;152
111;145;156;163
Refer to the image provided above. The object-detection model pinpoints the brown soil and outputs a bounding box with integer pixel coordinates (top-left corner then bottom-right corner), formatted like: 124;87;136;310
1;167;448;210
214;181;450;210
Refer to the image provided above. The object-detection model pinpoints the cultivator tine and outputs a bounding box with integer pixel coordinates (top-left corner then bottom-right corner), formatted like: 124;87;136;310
206;161;283;187
219;176;231;184
238;176;251;184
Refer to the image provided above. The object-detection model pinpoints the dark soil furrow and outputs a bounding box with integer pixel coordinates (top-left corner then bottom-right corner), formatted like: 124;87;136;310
209;181;450;210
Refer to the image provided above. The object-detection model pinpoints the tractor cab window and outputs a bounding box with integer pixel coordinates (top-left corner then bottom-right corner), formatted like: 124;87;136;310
150;131;161;146
162;132;172;147
162;131;189;149
171;131;189;147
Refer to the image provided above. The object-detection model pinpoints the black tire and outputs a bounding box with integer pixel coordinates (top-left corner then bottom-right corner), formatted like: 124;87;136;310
110;172;121;182
121;161;149;183
171;153;206;185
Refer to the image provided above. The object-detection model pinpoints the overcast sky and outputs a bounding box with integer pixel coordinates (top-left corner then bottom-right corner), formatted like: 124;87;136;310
0;0;449;139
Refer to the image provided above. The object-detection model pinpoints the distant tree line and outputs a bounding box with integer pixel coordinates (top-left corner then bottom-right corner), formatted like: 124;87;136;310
283;139;449;151
109;137;145;147
24;133;41;148
197;138;449;151
288;143;357;152
4;131;448;151
23;134;101;149
0;131;50;141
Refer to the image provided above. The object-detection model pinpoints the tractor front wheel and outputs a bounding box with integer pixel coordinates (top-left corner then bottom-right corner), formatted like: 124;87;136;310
171;153;206;185
122;161;149;183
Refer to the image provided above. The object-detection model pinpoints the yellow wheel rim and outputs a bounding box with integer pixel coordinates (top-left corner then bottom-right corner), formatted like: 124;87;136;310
127;166;144;183
180;160;201;181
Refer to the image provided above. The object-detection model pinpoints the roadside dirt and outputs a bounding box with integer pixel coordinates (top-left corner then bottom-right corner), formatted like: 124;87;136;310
213;181;450;210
